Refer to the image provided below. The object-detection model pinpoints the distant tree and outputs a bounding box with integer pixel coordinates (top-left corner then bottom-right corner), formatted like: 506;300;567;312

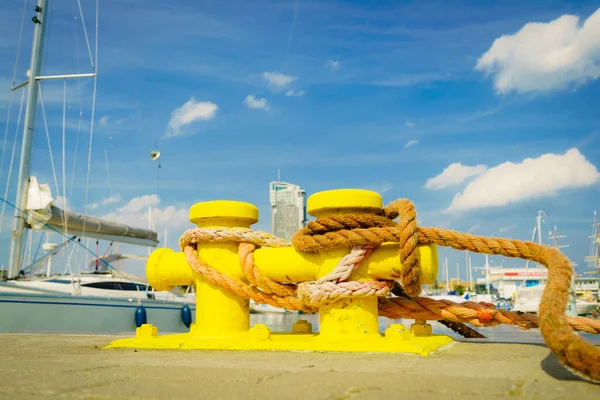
455;285;465;295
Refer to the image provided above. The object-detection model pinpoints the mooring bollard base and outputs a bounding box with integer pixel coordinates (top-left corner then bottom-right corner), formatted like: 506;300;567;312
105;322;454;356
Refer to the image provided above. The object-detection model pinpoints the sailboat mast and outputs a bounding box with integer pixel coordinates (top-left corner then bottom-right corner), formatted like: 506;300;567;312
7;0;49;279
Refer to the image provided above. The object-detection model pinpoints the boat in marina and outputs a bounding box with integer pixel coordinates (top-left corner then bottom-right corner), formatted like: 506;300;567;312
472;212;600;316
0;0;195;334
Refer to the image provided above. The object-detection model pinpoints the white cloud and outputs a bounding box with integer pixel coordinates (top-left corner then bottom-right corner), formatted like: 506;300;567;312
404;139;418;148
425;163;488;190
102;195;189;243
117;194;160;214
285;89;306;97
262;72;297;91
375;72;452;87
243;95;270;111
476;8;600;94
242;95;269;111
446;148;600;212
467;224;481;234
165;97;218;138
99;116;109;126
405;121;415;128
499;225;516;234
87;194;121;210
325;60;341;70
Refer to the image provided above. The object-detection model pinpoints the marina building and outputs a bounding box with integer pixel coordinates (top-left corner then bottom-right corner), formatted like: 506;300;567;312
269;181;307;242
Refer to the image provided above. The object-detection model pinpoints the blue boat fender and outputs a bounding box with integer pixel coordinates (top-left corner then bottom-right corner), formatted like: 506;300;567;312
134;305;147;327
182;304;192;328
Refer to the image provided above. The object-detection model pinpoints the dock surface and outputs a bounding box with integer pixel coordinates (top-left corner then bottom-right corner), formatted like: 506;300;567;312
1;333;599;399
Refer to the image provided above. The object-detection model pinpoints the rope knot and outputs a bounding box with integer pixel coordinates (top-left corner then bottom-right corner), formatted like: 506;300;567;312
295;247;393;308
291;198;422;297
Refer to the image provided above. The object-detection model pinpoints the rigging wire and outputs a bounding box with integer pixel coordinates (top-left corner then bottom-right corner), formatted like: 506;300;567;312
64;240;77;275
68;15;83;221
31;231;45;268
0;196;142;284
0;90;26;233
76;0;95;71
67;16;83;278
38;83;62;202
26;229;33;266
155;148;160;237
61;80;68;236
11;0;28;86
82;0;99;243
66;13;84;274
0;99;14;186
0;0;29;187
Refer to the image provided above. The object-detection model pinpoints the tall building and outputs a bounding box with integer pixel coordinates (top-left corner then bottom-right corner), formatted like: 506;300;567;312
269;181;307;242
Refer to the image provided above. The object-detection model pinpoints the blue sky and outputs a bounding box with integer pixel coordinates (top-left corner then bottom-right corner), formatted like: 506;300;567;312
1;0;600;282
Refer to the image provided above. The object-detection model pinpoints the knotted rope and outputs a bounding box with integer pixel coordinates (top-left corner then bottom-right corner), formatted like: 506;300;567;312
297;247;393;308
179;199;600;383
291;198;600;383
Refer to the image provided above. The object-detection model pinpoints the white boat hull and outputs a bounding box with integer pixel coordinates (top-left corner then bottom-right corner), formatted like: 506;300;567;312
0;291;195;334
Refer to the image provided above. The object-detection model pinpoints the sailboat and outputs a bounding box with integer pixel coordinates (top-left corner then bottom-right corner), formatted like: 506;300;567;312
0;0;195;334
511;213;599;316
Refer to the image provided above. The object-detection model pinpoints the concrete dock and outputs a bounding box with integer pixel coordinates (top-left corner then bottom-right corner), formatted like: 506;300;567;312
1;333;599;399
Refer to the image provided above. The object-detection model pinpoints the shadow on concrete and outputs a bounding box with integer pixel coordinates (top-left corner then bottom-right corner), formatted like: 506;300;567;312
455;340;588;382
456;338;549;348
540;353;586;382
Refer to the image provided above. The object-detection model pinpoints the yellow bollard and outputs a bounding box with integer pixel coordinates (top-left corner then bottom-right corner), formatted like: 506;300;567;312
187;200;257;337
308;189;382;340
146;243;439;290
106;189;454;355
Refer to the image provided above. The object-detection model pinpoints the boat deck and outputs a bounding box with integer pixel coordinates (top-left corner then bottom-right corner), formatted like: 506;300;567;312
1;333;599;399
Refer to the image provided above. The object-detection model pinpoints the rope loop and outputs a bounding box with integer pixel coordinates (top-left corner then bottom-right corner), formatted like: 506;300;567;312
292;198;422;297
178;197;600;384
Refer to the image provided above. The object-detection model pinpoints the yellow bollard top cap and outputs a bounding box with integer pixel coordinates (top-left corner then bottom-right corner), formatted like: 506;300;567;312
189;200;259;227
307;189;383;217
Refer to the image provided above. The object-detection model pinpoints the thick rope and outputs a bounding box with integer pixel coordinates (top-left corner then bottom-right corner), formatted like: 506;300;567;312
178;229;600;336
239;242;297;297
291;198;600;383
297;247;392;308
294;200;421;297
180;230;393;310
378;297;600;334
391;281;485;339
180;229;314;312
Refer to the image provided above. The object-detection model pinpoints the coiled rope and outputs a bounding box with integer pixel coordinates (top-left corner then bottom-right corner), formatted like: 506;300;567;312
179;198;600;383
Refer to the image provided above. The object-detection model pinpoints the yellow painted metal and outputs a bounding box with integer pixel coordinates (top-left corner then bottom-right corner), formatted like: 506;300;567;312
107;189;453;355
106;322;453;355
147;243;438;291
189;200;258;227
146;249;191;291
253;243;438;284
309;190;381;339
307;189;383;217
188;200;258;337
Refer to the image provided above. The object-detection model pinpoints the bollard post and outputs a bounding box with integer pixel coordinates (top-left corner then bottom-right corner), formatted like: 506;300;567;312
307;189;384;340
187;200;258;337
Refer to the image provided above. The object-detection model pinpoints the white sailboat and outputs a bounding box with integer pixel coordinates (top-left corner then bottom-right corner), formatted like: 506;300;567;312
0;0;195;334
511;213;599;316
